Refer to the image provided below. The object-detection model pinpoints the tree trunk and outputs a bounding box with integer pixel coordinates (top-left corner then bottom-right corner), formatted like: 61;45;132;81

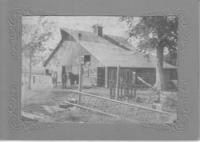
153;46;165;102
28;51;32;90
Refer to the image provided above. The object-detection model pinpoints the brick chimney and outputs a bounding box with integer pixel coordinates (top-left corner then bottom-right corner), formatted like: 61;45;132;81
92;24;103;36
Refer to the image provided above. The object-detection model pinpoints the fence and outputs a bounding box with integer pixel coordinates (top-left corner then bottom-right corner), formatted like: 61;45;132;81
109;66;137;101
55;88;174;123
55;65;175;123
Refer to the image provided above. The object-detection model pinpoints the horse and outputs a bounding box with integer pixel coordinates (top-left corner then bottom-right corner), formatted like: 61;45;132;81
68;72;79;86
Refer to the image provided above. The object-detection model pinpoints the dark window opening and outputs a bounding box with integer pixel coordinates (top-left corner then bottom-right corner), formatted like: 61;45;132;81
78;33;82;40
45;69;50;75
84;55;91;64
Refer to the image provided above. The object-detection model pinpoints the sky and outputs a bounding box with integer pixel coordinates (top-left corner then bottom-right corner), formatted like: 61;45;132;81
22;16;131;37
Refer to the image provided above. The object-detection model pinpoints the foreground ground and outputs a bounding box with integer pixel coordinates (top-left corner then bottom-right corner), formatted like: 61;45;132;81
21;85;177;124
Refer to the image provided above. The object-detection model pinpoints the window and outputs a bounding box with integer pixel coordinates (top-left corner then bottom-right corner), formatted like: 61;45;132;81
45;69;50;75
84;55;91;64
78;33;82;40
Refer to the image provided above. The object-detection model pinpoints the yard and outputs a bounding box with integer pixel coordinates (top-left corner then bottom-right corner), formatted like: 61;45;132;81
22;84;177;124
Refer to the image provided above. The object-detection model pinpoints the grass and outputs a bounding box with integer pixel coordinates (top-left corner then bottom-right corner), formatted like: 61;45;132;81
22;86;177;124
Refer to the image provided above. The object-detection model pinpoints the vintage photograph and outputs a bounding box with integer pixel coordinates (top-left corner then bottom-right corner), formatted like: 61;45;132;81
21;16;178;124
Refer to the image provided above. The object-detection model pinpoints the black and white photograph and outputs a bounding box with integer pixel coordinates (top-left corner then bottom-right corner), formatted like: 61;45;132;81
0;0;199;140
21;16;178;124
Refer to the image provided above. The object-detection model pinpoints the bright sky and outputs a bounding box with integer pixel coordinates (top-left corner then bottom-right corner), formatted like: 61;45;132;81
23;16;131;37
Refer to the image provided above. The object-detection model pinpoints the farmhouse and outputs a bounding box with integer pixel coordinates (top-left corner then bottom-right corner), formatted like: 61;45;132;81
43;25;177;89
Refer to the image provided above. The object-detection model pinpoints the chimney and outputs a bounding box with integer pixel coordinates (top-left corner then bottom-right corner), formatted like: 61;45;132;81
92;24;103;36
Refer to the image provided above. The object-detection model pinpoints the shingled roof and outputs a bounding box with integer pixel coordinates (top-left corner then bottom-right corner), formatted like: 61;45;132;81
43;28;176;69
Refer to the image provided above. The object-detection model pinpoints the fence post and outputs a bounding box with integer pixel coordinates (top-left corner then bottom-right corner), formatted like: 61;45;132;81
115;66;120;100
132;71;137;98
78;62;83;104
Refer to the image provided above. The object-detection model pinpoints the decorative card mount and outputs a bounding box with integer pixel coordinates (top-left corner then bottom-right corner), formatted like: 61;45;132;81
0;0;199;140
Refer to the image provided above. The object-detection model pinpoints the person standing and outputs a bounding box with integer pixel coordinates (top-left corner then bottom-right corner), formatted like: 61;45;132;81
51;71;55;88
62;66;67;89
53;72;58;88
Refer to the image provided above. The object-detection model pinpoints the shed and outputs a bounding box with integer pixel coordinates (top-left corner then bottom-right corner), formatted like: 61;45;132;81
44;25;177;89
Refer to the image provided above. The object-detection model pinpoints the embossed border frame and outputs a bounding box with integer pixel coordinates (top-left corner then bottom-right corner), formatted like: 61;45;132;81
0;0;199;140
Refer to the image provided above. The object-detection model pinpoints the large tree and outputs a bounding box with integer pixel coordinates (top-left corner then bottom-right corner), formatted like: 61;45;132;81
120;16;178;100
22;17;55;89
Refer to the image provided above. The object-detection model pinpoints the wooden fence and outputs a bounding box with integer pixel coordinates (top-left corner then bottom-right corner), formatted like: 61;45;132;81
109;66;137;101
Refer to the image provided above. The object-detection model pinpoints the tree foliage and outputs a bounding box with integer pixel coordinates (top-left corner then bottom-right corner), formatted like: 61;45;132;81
22;17;56;90
120;16;178;58
120;16;178;92
22;16;55;65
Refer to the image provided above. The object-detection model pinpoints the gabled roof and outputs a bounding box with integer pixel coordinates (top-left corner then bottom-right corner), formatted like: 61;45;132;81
43;28;176;69
61;28;133;51
79;41;175;68
43;28;132;67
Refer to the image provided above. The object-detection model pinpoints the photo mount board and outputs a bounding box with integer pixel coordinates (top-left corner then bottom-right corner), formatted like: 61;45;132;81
0;0;199;140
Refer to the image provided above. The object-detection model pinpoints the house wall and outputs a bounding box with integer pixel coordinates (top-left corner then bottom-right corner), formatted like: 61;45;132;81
97;67;105;87
134;68;155;85
82;54;102;86
104;67;177;90
46;39;103;86
45;41;80;83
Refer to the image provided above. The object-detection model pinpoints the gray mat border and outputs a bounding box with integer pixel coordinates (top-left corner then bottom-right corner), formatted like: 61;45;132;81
0;0;199;140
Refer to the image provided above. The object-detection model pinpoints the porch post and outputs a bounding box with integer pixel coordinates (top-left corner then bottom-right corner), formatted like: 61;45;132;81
78;56;84;104
105;66;108;88
78;64;83;104
115;66;120;100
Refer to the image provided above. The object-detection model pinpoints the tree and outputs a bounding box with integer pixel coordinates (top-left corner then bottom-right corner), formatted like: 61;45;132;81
120;16;178;101
22;17;54;89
